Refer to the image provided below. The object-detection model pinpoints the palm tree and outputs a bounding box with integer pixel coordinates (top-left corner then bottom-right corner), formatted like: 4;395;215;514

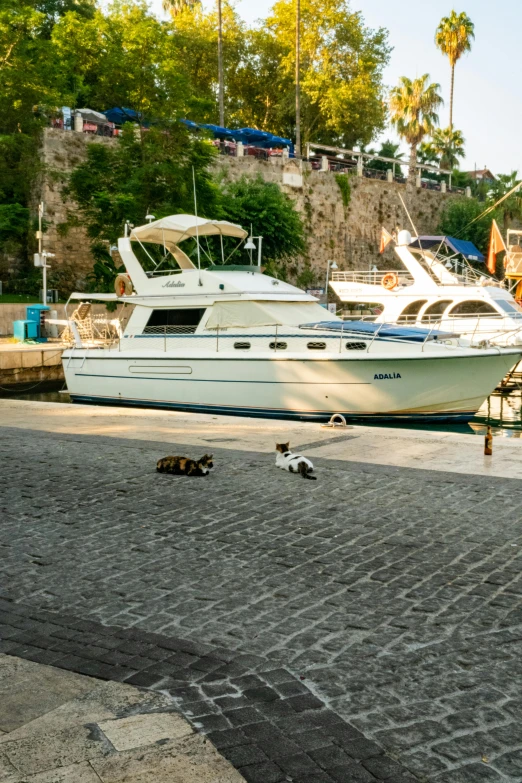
424;127;466;170
435;11;474;131
489;171;522;229
389;75;443;187
162;0;199;14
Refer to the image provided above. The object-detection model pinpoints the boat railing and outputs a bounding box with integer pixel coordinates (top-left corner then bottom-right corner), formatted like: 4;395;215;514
331;266;498;287
331;270;415;286
63;321;467;355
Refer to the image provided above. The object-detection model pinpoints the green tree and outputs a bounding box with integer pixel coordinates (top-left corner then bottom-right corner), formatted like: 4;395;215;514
389;74;443;187
162;0;199;15
423;126;465;170
437;197;497;255
220;174;305;273
52;3;190;119
0;1;62;133
258;0;391;147
435;10;474;130
65;125;220;254
170;2;245;124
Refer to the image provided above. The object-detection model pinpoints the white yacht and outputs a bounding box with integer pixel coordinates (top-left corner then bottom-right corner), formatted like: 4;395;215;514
329;230;522;346
61;216;522;422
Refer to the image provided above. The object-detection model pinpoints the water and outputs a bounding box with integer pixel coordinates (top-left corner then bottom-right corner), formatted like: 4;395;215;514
4;385;522;438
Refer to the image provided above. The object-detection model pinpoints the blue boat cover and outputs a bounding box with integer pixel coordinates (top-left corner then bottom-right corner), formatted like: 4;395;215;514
409;235;485;263
300;321;458;342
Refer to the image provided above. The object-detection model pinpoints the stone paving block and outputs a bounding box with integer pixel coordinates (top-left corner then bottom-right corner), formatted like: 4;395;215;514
9;761;102;783
1;681;173;745
221;743;269;767
2;725;111;776
0;658;93;734
90;733;244;783
0;751;17;780
98;712;192;752
237;760;286;783
434;762;505;782
328;762;376;782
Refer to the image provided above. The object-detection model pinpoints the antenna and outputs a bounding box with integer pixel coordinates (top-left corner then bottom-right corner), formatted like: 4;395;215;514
192;166;203;286
398;193;419;237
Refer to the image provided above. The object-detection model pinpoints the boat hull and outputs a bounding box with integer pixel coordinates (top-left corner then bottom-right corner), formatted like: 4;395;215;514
63;349;520;422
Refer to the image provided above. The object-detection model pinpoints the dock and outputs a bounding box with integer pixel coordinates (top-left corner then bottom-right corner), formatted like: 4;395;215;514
0;342;65;391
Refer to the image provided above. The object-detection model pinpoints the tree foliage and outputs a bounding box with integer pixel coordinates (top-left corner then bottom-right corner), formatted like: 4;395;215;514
423;127;465;170
220;175;305;270
488;171;522;229
262;0;391;148
435;10;474;129
64;130;305;284
66;124;220;247
437;197;496;255
389;75;443;185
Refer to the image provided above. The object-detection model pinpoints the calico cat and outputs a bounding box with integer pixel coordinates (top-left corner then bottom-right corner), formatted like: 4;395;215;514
156;454;213;476
275;443;316;480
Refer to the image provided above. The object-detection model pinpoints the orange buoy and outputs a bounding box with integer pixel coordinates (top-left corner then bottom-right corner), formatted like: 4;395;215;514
381;272;399;290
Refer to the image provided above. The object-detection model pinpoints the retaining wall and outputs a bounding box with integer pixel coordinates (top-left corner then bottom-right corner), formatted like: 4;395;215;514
35;129;457;289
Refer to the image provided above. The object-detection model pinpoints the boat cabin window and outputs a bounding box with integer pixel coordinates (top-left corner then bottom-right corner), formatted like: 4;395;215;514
398;300;427;323
340;302;383;321
421;300;453;322
448;301;499;318
269;341;288;350
143;308;206;334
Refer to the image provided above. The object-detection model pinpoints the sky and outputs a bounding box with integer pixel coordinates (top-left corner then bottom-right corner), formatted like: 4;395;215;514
146;0;520;176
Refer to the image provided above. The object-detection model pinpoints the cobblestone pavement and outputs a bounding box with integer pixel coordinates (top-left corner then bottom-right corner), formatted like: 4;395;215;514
1;427;522;782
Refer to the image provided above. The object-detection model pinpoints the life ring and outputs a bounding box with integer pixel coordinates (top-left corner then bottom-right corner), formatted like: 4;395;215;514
114;273;133;296
381;272;399;290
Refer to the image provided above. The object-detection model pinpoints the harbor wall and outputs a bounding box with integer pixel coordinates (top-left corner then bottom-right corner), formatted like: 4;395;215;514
0;345;64;389
34;129;456;291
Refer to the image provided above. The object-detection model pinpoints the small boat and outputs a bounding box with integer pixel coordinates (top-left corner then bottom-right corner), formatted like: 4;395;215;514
329;230;522;346
61;216;522;422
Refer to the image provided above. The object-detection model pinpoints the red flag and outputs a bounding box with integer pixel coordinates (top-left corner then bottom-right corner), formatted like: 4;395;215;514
487;220;506;275
379;227;394;254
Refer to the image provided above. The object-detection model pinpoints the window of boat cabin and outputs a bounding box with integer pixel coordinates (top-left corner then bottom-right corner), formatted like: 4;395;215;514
420;300;453;322
398;300;427;323
143;308;206;334
494;298;522;315
340;301;383;320
448;301;499;318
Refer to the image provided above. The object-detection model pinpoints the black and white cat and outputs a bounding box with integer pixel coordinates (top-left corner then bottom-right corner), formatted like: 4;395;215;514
275;442;316;480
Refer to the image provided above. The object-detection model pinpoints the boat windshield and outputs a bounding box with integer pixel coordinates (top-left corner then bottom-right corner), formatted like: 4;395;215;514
493;298;522;317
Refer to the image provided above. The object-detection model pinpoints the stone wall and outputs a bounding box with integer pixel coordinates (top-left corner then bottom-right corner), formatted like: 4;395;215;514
36;128;117;293
215;155;456;284
36;129;457;291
